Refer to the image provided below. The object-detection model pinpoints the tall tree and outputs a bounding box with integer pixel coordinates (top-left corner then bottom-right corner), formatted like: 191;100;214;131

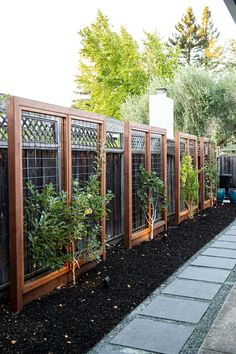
198;6;222;68
74;11;148;119
168;7;201;65
142;31;179;79
121;67;236;146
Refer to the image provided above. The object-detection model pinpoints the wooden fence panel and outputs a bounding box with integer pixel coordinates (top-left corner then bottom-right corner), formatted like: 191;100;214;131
7;96;106;312
124;122;167;248
175;132;198;224
218;156;236;188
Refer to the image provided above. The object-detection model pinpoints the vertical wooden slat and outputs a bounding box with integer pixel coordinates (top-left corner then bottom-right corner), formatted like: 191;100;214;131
162;132;167;227
8;97;24;313
145;131;151;238
194;139;199;208
175;131;180;224
124;122;132;248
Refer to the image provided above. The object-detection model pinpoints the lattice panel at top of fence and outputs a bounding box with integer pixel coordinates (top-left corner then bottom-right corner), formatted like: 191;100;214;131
0;97;7;143
22;111;59;146
71;119;98;150
131;130;145;153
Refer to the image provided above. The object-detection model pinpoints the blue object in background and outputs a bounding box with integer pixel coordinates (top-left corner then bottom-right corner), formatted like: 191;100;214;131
229;189;236;204
217;188;225;203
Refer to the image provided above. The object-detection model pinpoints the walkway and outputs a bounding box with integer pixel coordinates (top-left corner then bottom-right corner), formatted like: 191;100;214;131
89;219;236;354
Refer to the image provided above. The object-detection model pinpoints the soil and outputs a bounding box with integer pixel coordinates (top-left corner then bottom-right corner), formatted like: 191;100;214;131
1;204;236;354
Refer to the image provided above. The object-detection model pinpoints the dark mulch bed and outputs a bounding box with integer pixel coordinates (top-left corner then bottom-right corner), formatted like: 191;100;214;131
1;204;236;354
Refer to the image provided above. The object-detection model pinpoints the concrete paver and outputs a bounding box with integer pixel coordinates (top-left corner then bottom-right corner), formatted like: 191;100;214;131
218;235;236;242
139;295;210;323
202;247;236;258
224;229;236;235
111;318;194;354
178;266;230;283
92;221;236;354
162;278;221;300
191;255;236;269
198;285;236;354
211;240;236;250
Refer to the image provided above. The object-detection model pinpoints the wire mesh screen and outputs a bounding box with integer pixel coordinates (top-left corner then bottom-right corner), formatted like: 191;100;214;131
151;133;162;221
71;119;98;183
131;130;146;232
106;152;123;240
22;111;62;279
71;119;99;251
0;97;9;288
180;138;187;211
189;140;195;166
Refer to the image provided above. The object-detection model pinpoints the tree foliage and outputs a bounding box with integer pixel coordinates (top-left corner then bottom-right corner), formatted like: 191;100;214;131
74;11;180;119
168;7;201;65
168;6;222;67
121;66;236;146
74;10;148;119
198;6;222;68
142;31;179;79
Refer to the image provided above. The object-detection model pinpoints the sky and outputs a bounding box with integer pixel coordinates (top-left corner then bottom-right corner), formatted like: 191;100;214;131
0;0;236;107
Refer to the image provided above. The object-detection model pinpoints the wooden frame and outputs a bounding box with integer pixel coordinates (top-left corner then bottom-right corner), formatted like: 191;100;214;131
200;137;217;210
7;96;106;312
175;131;198;225
124;122;167;248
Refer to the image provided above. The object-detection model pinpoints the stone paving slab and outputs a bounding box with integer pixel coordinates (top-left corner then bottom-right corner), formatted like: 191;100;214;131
211;240;236;250
198;284;236;354
139;295;210;324
224;229;236;235
178;266;230;283
202;247;236;258
162;278;221;300
191;255;236;269
97;352;125;354
110;318;194;354
218;235;236;242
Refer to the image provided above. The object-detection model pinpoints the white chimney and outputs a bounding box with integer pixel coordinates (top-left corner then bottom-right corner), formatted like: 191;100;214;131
149;88;174;139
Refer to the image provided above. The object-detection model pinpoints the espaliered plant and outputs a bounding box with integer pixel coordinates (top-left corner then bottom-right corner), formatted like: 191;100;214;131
68;150;113;285
137;165;167;240
24;182;70;270
204;143;218;206
180;154;199;219
25;145;113;285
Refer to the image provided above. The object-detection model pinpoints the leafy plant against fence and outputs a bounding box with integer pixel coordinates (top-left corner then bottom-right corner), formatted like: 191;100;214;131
24;148;113;285
204;143;218;206
180;154;198;219
137;165;167;240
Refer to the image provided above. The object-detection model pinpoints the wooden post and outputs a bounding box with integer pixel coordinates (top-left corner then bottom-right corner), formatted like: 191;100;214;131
145;131;151;238
162;132;168;227
175;131;180;224
99;121;107;260
8;97;24;313
200;137;205;209
124;122;132;248
63;115;72;204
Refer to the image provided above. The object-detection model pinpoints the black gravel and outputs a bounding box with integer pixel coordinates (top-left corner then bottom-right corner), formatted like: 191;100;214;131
1;204;236;354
